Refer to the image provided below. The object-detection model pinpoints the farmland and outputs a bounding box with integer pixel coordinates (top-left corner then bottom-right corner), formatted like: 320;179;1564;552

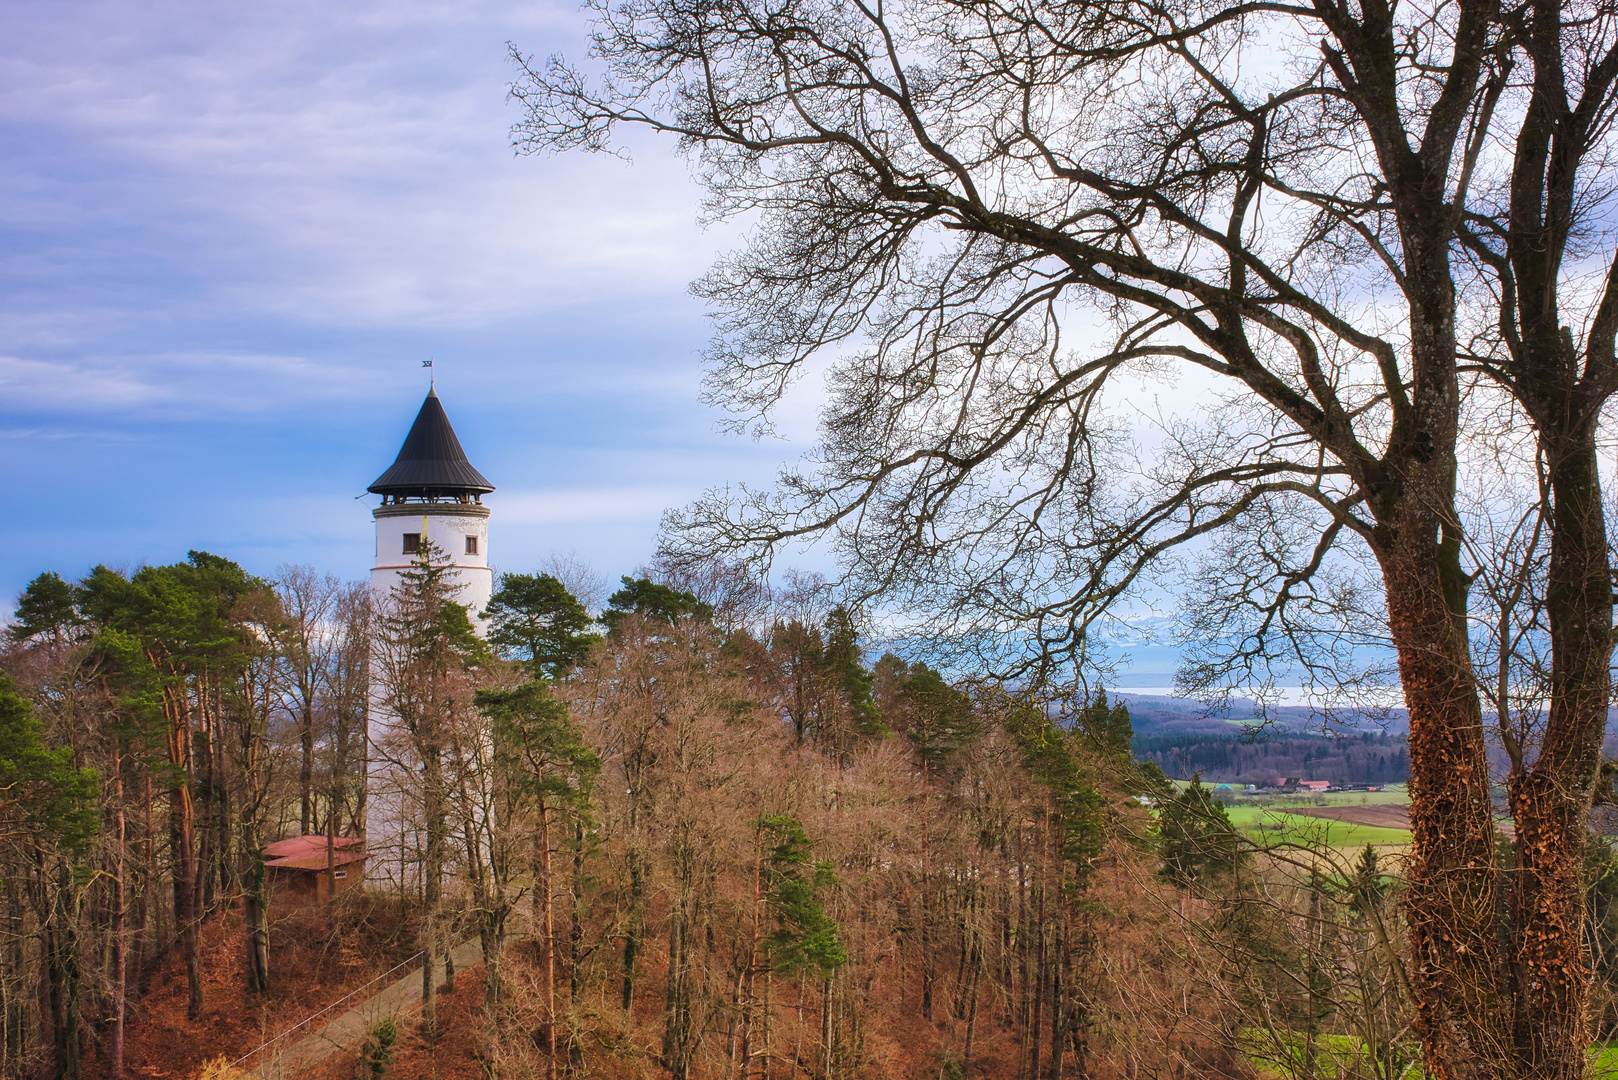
1225;804;1413;848
1194;786;1417;848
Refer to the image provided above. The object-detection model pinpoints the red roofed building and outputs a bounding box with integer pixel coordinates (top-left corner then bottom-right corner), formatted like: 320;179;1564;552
263;835;367;906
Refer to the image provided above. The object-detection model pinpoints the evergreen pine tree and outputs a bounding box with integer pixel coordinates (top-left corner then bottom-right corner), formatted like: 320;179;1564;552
483;572;600;679
1156;776;1243;885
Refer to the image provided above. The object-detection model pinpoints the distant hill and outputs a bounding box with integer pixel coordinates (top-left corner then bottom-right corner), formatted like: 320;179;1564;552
1113;692;1408;737
1112;693;1409;785
1114;693;1618;785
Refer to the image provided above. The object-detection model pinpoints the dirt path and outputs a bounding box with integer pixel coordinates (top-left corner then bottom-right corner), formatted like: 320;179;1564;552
225;935;489;1078
282;936;486;1075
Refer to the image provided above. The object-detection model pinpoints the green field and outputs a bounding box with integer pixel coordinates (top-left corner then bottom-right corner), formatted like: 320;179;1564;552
1224;804;1412;848
1170;781;1411;807
1246;1033;1618;1078
1245;1030;1419;1078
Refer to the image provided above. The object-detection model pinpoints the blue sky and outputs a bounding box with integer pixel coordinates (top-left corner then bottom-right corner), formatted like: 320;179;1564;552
0;0;818;607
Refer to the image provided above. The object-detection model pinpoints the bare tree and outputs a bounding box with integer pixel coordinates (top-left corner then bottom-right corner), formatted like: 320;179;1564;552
514;0;1618;1073
275;566;341;838
323;581;373;837
541;551;611;616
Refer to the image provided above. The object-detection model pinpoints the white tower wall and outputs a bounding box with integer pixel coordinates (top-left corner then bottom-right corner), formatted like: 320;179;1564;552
369;503;493;619
361;386;496;893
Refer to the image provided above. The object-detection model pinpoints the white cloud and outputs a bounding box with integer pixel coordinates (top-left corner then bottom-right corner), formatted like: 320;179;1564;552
0;349;374;414
498;486;686;525
0;0;725;328
0;0;808;604
0;354;160;409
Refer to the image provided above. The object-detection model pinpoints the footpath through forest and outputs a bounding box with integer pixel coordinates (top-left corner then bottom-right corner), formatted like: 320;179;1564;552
273;936;484;1075
209;929;493;1079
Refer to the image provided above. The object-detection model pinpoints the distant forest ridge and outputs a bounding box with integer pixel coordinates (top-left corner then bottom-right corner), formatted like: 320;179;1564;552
1112;691;1408;737
1061;692;1411;787
1113;693;1618;786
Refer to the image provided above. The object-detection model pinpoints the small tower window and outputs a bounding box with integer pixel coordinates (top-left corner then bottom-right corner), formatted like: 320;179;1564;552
465;535;479;555
402;533;421;555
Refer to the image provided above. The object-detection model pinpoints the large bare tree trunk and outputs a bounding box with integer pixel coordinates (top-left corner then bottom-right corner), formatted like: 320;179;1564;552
1508;433;1611;1078
737;850;762;1080
421;753;446;1041
1381;514;1505;1079
246;834;270;996
300;701;315;837
37;854;83;1080
621;851;644;1013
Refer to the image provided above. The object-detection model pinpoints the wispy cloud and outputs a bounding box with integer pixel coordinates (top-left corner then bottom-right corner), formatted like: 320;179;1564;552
499;486;688;526
0;0;799;601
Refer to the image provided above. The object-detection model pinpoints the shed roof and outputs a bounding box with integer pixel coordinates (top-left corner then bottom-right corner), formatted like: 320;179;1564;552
368;388;494;498
266;849;369;871
263;834;363;859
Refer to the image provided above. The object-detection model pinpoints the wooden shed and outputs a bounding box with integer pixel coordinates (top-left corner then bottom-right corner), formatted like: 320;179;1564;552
264;835;367;907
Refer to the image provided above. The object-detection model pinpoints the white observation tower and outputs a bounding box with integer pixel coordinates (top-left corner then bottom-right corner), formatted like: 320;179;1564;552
367;387;495;619
365;387;493;888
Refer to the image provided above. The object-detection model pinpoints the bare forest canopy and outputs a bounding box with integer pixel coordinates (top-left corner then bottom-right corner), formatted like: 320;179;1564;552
6;549;1618;1080
508;0;1618;1068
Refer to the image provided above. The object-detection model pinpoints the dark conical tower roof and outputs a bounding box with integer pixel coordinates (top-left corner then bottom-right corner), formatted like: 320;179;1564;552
368;388;494;498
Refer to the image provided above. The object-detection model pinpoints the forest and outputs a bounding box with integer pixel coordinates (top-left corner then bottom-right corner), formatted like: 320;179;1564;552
6;546;1618;1080
1128;731;1410;789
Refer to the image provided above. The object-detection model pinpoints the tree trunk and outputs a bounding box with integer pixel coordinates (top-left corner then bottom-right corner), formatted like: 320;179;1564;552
568;820;586;1072
662;879;694;1080
246;822;270;996
110;758;127;1080
621;852;644;1013
172;768;202;1020
160;678;205;1022
140;772;154;981
46;860;82;1080
3;873;25;1077
421;751;445;1041
737;850;762;1080
1380;511;1504;1079
962;938;982;1075
1508;430;1611;1078
821;975;835;1080
1048;913;1063;1080
300;701;315;837
1017;822;1031;1079
1030;884;1045;1080
539;803;557;1079
920;761;934;1022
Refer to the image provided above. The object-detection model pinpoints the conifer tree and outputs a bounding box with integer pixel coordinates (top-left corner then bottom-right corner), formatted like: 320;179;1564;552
484;572;600;679
0;673;97;852
1074;690;1132;763
7;572;82;647
602;576;712;629
78;552;268;1019
1156;777;1243;886
822;606;879;740
756;816;847;978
